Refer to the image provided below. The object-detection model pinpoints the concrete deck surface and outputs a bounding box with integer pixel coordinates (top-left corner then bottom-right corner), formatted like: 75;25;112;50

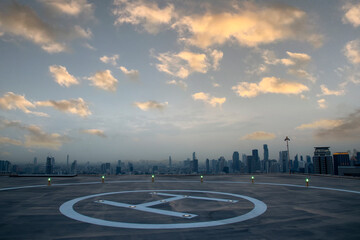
1;174;360;240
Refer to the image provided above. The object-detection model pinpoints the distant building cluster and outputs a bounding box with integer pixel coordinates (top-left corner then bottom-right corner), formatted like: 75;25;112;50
2;146;360;177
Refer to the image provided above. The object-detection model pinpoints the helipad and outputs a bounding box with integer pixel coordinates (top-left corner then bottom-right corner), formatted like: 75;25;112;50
1;174;360;239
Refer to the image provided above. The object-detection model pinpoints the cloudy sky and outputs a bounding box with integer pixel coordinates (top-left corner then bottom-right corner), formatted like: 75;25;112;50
0;0;359;164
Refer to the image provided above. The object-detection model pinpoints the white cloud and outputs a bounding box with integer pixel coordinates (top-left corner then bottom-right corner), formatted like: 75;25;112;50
315;108;360;140
0;2;66;53
317;98;327;109
242;131;276;140
119;66;139;81
209;49;223;70
83;43;96;50
49;65;79;87
262;50;315;82
0;92;48;117
296;119;343;130
0;119;69;150
100;54;119;66
166;80;188;90
81;129;106;138
192;92;226;107
24;125;69;150
87;70;118;91
232;77;309;98
36;98;91;117
343;3;360;27
319;85;345;96
154;50;212;79
344;39;360;64
0;136;22;146
173;3;322;48
134;100;168;111
40;0;94;17
113;0;175;34
73;25;92;39
212;83;220;87
0;2;92;53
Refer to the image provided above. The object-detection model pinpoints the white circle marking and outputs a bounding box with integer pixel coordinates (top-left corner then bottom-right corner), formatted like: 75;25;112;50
59;190;267;229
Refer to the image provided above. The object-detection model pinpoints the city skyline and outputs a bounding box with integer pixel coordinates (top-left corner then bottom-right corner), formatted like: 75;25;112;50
1;0;360;163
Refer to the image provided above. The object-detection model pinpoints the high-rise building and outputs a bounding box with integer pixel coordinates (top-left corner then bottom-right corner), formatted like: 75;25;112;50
191;159;198;173
357;152;360;165
333;152;350;175
279;151;288;173
313;147;333;174
293;154;299;172
168;156;172;168
0;160;11;173
190;152;199;173
211;159;218;173
46;156;53;174
128;162;133;172
218;156;226;173
263;144;269;172
232;151;240;172
33;157;37;165
242;154;247;163
206;158;210;173
66;154;69;170
71;160;77;174
252;149;260;172
263;144;269;161
247;155;255;173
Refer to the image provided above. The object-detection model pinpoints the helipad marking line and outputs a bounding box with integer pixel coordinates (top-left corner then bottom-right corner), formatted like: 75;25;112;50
1;180;360;195
155;192;238;203
138;195;185;207
59;190;267;229
95;199;197;219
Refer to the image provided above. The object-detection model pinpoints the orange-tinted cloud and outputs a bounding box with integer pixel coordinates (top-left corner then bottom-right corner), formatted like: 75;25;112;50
134;100;168;111
36;98;91;117
49;65;79;87
0;92;48;117
173;3;322;48
242;131;276;140
81;129;106;138
87;70;118;91
232;77;309;98
192;92;226;107
343;2;360;27
296;119;343;130
113;0;175;34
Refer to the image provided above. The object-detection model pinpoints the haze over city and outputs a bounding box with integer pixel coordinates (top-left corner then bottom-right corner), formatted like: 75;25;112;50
1;0;360;164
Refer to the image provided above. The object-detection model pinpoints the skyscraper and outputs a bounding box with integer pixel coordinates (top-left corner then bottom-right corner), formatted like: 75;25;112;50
168;156;172;168
333;152;350;175
263;144;269;173
263;144;269;161
46;156;53;174
252;149;260;172
232;151;240;172
116;160;122;175
191;152;198;173
279;151;288;173
66;154;69;170
313;147;333;174
206;158;210;173
293;154;299;172
247;155;255;173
